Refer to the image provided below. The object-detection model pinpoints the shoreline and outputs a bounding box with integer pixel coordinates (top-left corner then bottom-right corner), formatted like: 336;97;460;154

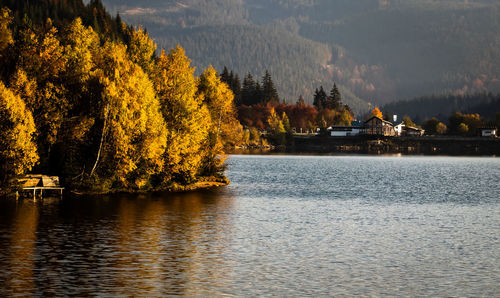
228;136;500;157
288;135;500;156
3;178;229;199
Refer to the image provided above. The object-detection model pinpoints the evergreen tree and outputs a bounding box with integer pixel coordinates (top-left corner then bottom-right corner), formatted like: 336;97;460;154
231;73;241;105
241;72;257;106
254;82;263;104
297;95;305;106
313;86;327;110
262;70;279;104
220;66;230;84
329;83;342;110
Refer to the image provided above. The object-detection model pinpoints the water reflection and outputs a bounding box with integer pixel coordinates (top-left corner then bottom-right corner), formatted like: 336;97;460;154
0;190;234;296
1;155;499;296
6;200;39;295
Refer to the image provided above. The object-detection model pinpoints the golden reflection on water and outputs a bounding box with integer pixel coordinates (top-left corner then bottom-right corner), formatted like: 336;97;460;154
0;190;234;296
111;192;234;296
7;200;39;295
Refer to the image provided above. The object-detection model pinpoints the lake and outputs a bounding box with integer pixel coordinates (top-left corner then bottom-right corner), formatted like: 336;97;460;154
1;155;499;296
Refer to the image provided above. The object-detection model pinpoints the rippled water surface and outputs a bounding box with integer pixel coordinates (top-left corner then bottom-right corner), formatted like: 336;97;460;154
1;155;500;296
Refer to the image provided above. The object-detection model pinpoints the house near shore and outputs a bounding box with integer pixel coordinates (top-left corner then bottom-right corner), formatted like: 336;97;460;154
478;127;497;137
329;126;363;137
394;122;405;136
364;116;396;136
327;116;425;137
394;122;425;136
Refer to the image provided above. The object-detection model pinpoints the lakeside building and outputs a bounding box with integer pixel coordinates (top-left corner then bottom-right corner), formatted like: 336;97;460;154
328;117;424;137
364;116;396;136
478;127;497;137
394;122;425;136
394;122;405;136
404;126;425;136
329;126;363;137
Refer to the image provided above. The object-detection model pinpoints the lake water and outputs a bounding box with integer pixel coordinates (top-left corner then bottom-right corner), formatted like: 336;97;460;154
1;155;499;296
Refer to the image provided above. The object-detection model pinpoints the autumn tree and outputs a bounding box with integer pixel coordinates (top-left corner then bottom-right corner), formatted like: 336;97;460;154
369;107;383;119
60;18;101;114
403;116;417;127
267;107;286;144
436;122;447;135
89;42;167;189
281;112;291;133
152;46;210;184
458;123;469;135
12;19;70;170
125;26;156;74
0;7;13;63
198;66;243;175
0;82;38;183
198;66;242;146
338;109;354;126
448;112;483;136
423;118;440;135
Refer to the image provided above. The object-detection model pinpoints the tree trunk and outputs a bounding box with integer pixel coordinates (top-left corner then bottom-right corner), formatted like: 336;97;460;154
90;105;109;177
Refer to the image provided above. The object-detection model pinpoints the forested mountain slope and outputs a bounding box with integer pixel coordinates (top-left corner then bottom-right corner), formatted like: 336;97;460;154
100;0;500;113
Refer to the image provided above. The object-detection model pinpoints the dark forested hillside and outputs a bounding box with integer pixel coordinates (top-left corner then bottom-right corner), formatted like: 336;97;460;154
152;24;369;114
382;93;500;123
99;0;500;115
0;0;127;41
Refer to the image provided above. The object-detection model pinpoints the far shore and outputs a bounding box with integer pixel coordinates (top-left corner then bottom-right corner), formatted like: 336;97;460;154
230;135;500;156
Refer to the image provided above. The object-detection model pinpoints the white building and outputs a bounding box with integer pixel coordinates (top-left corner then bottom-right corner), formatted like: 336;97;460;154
479;128;497;137
394;122;405;136
329;126;362;137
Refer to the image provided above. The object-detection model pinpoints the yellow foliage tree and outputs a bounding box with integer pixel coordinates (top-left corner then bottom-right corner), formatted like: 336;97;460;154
91;42;167;188
151;45;210;184
0;81;38;182
267;108;285;134
338;109;354;126
0;7;13;59
126;26;156;74
198;66;243;175
198;66;243;145
62;18;100;86
15;20;69;166
436;122;447;135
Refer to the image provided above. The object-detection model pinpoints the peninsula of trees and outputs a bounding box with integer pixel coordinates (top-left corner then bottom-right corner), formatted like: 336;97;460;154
0;2;242;193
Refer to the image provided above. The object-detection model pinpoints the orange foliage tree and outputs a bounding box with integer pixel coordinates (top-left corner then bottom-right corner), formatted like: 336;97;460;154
369;107;383;119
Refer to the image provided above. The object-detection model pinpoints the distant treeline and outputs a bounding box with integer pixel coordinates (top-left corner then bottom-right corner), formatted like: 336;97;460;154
220;67;354;146
0;0;130;42
382;93;500;124
105;0;500;110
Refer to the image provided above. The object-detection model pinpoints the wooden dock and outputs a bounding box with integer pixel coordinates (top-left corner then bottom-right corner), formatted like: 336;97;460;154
18;175;64;199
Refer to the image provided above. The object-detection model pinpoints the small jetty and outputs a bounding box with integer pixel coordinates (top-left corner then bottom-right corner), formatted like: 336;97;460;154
18;175;64;199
